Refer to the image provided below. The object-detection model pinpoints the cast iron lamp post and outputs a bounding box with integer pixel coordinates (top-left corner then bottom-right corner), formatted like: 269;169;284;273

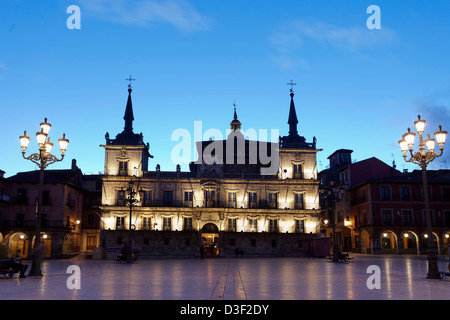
125;180;138;263
19;118;69;276
398;115;447;279
319;181;345;262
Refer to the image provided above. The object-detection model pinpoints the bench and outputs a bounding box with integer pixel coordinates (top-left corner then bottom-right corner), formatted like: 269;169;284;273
326;253;354;263
115;253;137;263
0;259;21;278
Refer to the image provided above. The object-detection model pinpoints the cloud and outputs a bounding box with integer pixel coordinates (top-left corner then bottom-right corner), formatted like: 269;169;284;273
78;0;212;32
269;19;399;69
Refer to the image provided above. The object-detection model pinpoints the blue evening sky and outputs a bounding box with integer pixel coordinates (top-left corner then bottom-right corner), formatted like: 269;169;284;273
1;0;450;177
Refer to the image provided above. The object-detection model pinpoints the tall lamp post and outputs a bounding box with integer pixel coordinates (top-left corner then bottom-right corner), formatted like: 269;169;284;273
19;118;69;276
398;115;447;279
125;180;138;263
319;181;345;262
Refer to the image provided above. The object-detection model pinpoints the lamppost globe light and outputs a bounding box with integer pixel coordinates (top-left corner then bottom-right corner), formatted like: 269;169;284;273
425;134;435;153
414;115;426;135
19;130;31;152
404;128;416;149
44;138;53;154
58;133;69;155
434;125;447;147
36;130;47;147
40;118;51;135
398;139;408;154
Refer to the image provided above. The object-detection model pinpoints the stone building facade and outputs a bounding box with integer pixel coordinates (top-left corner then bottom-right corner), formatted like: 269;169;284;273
97;86;325;258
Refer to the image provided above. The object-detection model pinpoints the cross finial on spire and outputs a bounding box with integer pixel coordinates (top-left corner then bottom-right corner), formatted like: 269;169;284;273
287;80;296;93
126;75;135;89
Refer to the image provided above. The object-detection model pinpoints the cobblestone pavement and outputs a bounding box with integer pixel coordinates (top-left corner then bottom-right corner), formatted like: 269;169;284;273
0;254;449;300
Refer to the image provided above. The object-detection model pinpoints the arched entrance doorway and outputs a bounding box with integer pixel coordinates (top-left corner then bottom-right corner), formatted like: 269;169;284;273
421;232;438;255
380;231;397;254
8;232;29;257
402;231;418;254
201;223;219;256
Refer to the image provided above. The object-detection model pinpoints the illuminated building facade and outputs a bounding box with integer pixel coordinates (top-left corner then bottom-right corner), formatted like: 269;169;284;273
97;85;324;258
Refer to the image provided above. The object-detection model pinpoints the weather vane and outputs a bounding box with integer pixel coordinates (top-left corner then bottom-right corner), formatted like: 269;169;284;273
126;75;135;88
287;80;296;93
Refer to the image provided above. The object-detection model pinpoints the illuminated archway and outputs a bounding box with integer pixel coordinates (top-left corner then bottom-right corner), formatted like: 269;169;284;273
401;231;418;254
421;232;439;255
31;233;52;258
8;232;29;257
201;223;219;256
380;230;398;254
444;233;450;255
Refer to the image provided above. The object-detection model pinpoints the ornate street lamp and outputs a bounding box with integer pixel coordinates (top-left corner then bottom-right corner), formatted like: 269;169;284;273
319;181;345;262
125;180;138;263
20;118;69;276
398;115;447;279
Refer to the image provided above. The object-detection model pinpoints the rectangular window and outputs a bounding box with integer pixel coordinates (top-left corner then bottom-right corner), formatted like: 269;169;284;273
142;216;152;230
294;193;304;209
228;192;237;208
228;218;237;232
295;220;305;233
163;217;172;231
269;219;278;233
248;192;258;208
163;191;173;206
184;191;193;202
442;187;450;202
444;211;450;228
17;189;27;205
42;190;50;205
184;191;193;206
293;164;303;179
204;190;216;207
183;217;193;231
142;190;153;206
119;161;128;176
402;210;412;226
380;186;390;200
381;210;392;225
116;216;125;230
400;187;410;201
117;190;125;206
268;193;278;209
88;214;94;225
248;218;257;232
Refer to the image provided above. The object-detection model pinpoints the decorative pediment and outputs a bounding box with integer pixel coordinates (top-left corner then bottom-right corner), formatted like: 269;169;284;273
200;180;220;188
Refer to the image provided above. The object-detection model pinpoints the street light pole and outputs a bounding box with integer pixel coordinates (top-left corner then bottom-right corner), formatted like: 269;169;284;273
126;180;137;263
320;181;344;262
19;119;69;276
399;115;447;279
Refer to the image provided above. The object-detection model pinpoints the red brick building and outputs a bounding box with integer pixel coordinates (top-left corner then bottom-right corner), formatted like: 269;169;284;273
0;160;88;258
319;149;450;255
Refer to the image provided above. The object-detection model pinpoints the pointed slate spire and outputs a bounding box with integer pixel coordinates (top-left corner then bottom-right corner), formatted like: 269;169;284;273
230;101;241;131
288;90;298;136
123;86;134;133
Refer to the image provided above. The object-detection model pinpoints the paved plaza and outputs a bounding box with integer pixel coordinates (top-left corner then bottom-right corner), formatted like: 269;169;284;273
0;254;449;300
